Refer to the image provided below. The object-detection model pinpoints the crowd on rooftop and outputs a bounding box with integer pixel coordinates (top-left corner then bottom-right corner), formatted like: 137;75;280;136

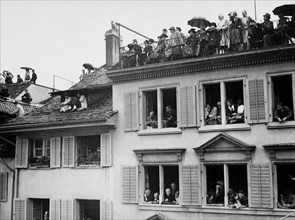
120;10;295;68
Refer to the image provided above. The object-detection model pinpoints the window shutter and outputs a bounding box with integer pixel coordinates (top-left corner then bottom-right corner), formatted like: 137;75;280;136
181;165;201;205
14;198;26;220
61;199;74;220
101;133;112;167
62;136;75;168
50;137;61;168
0;172;8;201
124;92;138;131
122;166;138;203
100;200;112;220
248;79;267;123
180;86;196;128
249;164;273;208
15;139;29;168
50;199;61;220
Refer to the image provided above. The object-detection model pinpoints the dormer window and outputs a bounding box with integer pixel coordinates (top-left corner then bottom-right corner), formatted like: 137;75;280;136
60;92;88;113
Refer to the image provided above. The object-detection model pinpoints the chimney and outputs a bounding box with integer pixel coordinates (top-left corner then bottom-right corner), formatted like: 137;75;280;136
105;21;120;67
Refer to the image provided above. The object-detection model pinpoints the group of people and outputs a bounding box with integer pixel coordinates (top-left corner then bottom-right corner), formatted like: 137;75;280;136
0;69;37;85
144;182;179;205
205;99;244;125
60;92;88;112
120;10;295;68
145;105;177;129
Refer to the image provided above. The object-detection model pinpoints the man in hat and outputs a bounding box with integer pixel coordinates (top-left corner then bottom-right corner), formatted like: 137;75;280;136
126;44;136;67
176;27;186;42
241;10;255;50
17;75;23;83
184;28;198;57
261;13;274;47
12;101;25;118
132;39;143;66
206;22;219;55
143;39;153;64
24;68;31;83
30;70;37;84
165;26;184;61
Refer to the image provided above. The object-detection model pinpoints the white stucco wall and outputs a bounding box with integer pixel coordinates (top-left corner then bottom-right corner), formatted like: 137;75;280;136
16;84;54;104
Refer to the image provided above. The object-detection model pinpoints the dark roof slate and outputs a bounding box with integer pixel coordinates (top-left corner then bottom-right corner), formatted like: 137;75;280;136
6;83;30;98
0;100;38;115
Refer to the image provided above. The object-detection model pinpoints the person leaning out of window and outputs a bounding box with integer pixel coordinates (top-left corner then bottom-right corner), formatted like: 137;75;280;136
273;102;293;123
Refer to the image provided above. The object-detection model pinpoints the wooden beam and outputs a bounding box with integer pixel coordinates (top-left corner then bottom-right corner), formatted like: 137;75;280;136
0;136;15;146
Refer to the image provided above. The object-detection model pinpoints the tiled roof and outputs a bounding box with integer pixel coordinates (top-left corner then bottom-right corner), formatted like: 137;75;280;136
0;100;38;115
6;83;30;98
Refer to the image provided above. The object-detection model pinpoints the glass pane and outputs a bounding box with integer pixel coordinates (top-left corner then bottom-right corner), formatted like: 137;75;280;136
144;166;159;204
34;139;43;157
204;83;221;125
79;200;100;220
144;90;158;129
163;165;179;205
206;165;224;205
77;136;100;166
44;139;50;157
162;88;177;128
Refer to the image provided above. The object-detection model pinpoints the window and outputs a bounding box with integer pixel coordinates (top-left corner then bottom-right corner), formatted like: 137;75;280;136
202;79;245;126
0;172;8;202
76;136;101;167
205;164;248;208
276;163;295;209
76;200;100;220
141;87;178;129
269;73;295;123
30;199;50;220
143;165;179;205
29;139;50;168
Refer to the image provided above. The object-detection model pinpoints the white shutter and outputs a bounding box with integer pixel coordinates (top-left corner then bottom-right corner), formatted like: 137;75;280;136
180;86;196;127
14;198;26;220
124;92;139;131
15;139;29;168
0;172;8;201
122;166;138;203
50;199;61;220
61;199;74;220
100;200;112;220
181;165;201;205
62;136;75;168
50;137;61;168
101;133;112;167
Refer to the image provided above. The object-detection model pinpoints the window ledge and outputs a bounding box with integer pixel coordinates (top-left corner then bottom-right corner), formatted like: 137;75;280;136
75;166;102;169
138;128;182;136
267;121;295;129
198;124;251;133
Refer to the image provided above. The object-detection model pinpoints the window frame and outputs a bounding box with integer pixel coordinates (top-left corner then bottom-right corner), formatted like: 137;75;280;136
139;84;181;133
139;163;181;207
32;139;50;158
202;161;250;208
199;77;250;131
267;71;295;128
29;138;51;168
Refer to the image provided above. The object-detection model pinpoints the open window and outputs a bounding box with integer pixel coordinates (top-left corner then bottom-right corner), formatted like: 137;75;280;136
76;200;100;220
28;199;50;220
141;86;178;130
29;139;50;168
76;136;101;167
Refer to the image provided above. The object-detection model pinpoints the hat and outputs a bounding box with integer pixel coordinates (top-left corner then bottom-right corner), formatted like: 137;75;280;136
127;43;134;49
169;26;175;30
210;22;217;27
263;13;271;18
176;27;181;31
148;38;155;43
162;28;167;32
132;39;138;43
188;28;196;34
159;33;168;38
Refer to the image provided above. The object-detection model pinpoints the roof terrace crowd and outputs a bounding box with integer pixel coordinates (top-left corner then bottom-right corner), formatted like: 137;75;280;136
120;10;295;68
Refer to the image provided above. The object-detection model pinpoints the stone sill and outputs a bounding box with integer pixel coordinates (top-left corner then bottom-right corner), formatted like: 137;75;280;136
267;121;295;129
198;124;251;133
138;128;182;136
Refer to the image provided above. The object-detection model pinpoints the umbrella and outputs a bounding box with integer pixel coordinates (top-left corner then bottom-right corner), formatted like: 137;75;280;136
273;4;295;16
20;67;33;71
82;63;94;71
188;16;211;28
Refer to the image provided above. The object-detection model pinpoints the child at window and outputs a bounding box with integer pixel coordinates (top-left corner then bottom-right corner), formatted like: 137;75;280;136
236;189;248;208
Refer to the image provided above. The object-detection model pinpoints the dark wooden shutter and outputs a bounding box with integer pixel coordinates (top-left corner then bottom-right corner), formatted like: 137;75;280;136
180;86;196;127
0;172;8;201
249;164;273;208
122;166;138;203
61;199;73;220
182;165;201;205
14;198;26;220
124;92;138;131
62;136;75;168
101;133;112;167
15;139;29;168
50;199;61;220
100;200;112;220
50;137;61;168
248;79;267;123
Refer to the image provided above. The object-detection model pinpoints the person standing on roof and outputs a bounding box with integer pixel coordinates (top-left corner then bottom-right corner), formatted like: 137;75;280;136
24;68;31;83
4;71;13;84
31;70;37;84
17;75;24;83
12;101;25;118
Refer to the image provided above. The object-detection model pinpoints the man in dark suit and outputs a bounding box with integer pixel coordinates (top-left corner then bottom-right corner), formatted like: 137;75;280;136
261;13;274;47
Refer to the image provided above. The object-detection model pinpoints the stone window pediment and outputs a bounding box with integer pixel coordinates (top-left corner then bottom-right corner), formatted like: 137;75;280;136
194;133;255;161
146;213;169;220
263;143;295;160
133;148;185;163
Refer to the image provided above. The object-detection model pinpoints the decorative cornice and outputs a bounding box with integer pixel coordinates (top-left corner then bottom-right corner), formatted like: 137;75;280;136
107;46;295;84
263;143;295;160
133;148;186;162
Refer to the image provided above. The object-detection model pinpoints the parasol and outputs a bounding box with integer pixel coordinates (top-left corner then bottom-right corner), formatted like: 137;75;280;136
188;16;211;28
82;63;94;71
273;4;295;16
20;67;33;71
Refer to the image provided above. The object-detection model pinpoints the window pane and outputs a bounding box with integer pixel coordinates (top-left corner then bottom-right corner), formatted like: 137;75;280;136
225;81;245;124
228;165;248;207
276;164;295;209
162;88;177;128
144;166;159;203
163;165;179;205
144;90;158;129
272;75;294;122
206;165;224;205
78;200;100;220
34;139;43;157
32;199;49;220
204;84;221;125
44;139;50;157
77;136;100;166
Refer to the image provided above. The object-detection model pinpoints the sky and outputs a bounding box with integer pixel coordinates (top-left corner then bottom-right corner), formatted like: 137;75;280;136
1;0;294;90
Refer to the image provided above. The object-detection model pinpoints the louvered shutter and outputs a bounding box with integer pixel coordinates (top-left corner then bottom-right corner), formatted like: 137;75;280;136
50;199;61;220
62;136;75;168
50;137;61;168
100;200;112;220
15;139;28;168
14;198;26;220
101;133;112;167
249;164;273;208
248;79;267;123
61;199;74;220
182;165;201;205
0;172;8;201
122;166;138;203
180;86;196;127
124;92;138;131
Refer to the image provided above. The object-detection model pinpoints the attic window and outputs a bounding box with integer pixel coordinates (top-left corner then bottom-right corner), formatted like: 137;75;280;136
60;92;88;112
